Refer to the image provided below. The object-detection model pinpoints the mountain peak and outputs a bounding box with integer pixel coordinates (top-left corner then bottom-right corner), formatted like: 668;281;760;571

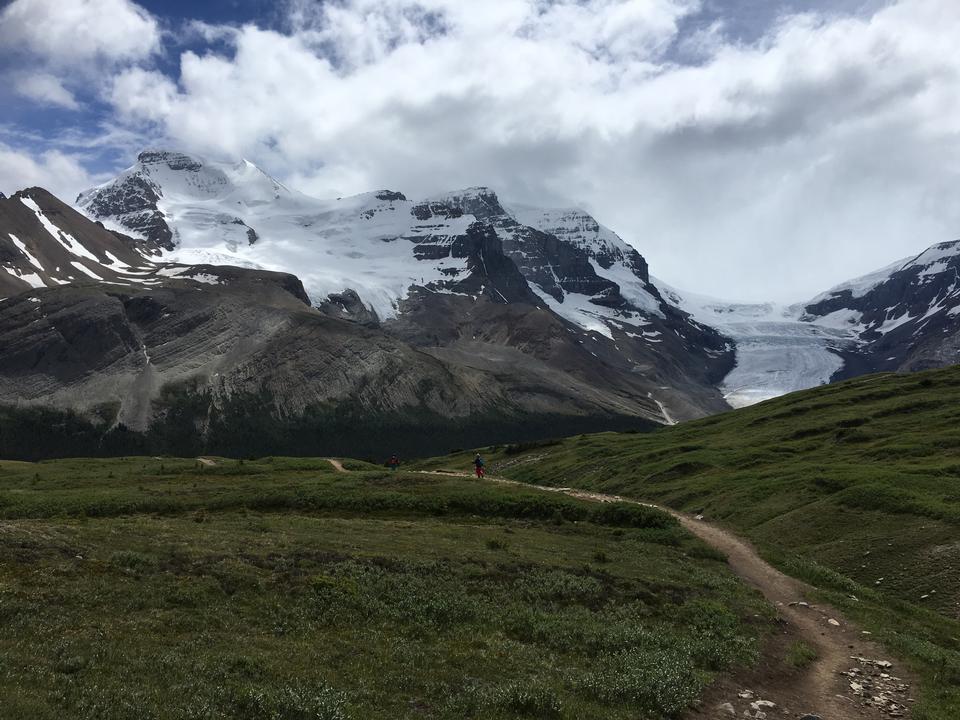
423;186;505;220
374;190;407;202
136;149;205;171
905;239;960;270
434;186;499;202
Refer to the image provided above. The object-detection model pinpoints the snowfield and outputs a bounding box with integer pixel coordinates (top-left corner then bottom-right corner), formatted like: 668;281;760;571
81;157;476;320
78;152;673;334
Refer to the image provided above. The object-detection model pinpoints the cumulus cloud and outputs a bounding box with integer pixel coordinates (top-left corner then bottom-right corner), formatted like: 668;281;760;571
7;0;960;300
0;0;161;113
0;0;160;66
0;143;105;200
12;72;80;109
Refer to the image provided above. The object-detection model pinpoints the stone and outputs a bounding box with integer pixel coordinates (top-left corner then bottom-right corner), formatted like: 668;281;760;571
717;701;736;716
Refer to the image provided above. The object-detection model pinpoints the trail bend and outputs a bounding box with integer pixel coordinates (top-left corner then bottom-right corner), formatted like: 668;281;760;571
415;469;914;719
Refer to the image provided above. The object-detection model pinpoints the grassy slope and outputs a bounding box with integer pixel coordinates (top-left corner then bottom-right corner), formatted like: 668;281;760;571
421;365;960;719
0;457;767;720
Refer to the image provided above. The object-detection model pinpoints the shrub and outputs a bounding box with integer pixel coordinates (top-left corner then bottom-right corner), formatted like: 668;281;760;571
576;647;700;715
785;640;818;669
589;503;675;530
222;683;348;720
486;682;563;718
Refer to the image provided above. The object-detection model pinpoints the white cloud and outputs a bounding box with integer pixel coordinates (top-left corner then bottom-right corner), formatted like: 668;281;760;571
0;0;160;66
12;72;79;109
110;68;179;123
0;143;104;201
9;0;960;301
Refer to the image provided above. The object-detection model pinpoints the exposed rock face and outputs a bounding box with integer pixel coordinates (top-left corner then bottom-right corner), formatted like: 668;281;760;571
318;289;381;326
0;187;153;297
409;189;734;397
78;173;173;252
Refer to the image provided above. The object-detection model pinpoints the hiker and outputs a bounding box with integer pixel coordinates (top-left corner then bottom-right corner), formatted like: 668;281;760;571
387;455;400;471
473;453;485;479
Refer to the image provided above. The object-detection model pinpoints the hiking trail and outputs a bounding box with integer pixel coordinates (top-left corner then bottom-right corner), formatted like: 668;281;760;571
408;467;916;719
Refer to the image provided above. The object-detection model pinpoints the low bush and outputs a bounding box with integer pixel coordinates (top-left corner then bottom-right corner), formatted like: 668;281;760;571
785;640;818;669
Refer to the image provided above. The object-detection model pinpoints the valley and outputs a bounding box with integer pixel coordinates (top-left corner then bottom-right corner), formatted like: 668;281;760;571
3;366;960;717
423;364;960;718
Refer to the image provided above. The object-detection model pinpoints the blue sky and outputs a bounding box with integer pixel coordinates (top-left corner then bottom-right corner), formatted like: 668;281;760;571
1;0;958;301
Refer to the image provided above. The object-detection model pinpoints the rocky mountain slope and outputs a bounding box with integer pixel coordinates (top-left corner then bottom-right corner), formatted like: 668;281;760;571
0;164;734;458
76;152;725;355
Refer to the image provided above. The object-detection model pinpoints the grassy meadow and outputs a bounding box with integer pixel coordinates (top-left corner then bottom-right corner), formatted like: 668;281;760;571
422;365;960;718
0;457;767;719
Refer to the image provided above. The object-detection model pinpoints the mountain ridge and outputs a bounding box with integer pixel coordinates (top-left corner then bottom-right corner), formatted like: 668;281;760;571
1;149;959;458
0;175;734;458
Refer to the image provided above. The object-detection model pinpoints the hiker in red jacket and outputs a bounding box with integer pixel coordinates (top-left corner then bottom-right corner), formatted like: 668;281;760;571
473;453;485;478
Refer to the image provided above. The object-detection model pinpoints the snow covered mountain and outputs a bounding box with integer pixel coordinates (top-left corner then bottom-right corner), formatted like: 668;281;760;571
74;150;734;415
0;186;271;298
0;152;740;458
657;239;960;406
76;151;715;342
3;147;958;459
802;240;960;374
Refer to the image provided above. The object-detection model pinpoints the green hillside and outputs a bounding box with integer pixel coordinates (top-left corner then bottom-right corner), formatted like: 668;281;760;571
423;365;960;717
0;457;765;720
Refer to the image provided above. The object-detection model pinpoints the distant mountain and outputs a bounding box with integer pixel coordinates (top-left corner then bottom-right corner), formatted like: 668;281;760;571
76;152;724;353
657;240;960;406
74;150;734;409
2;148;957;459
801;241;960;375
0;154;736;458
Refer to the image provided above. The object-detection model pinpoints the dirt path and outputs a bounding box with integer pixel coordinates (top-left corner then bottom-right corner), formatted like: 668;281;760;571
326;458;347;472
418;470;915;719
